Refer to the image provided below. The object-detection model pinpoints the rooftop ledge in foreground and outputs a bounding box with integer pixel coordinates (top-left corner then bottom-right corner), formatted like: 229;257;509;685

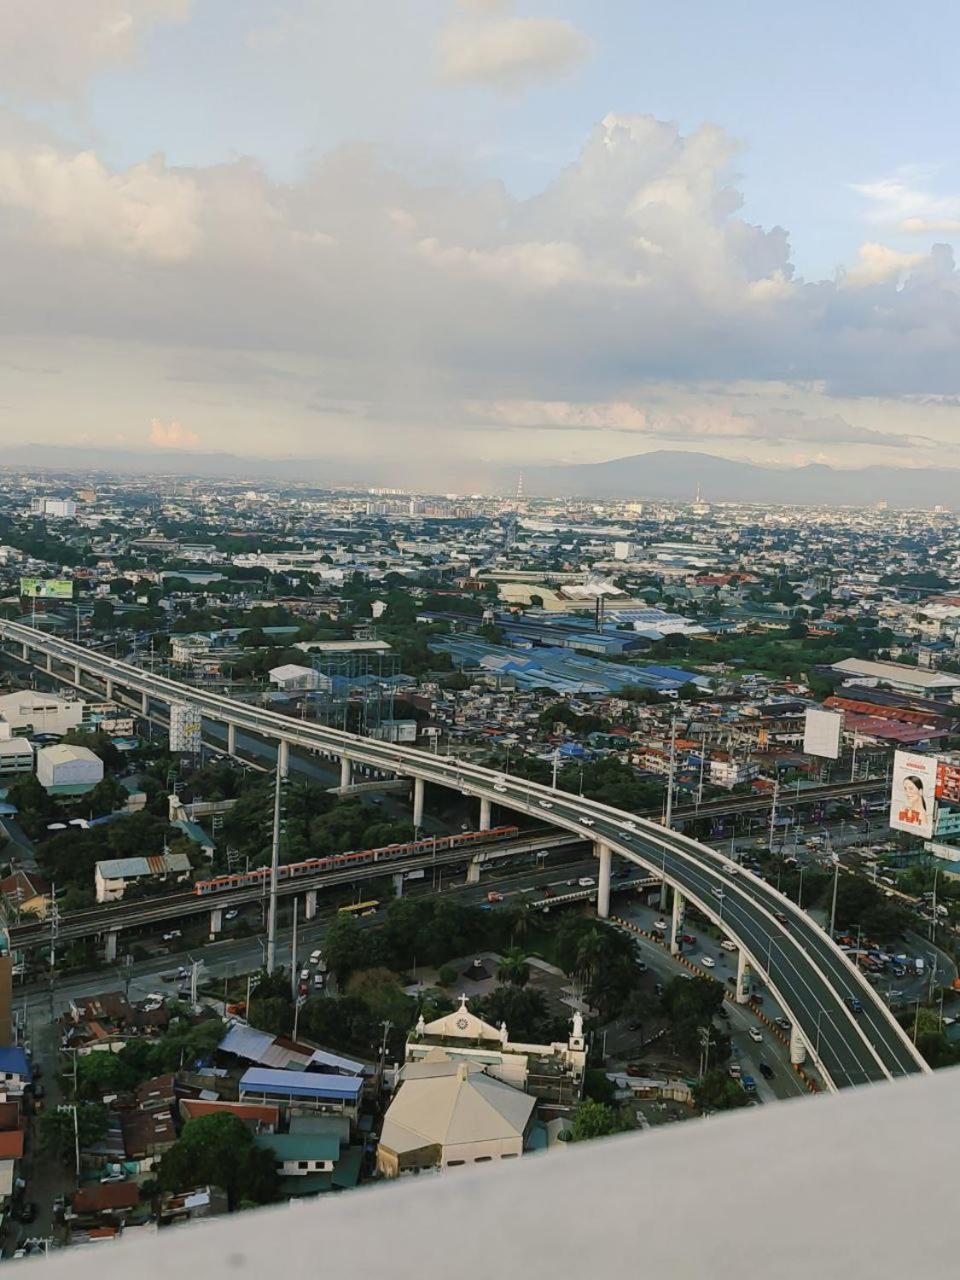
37;1067;960;1280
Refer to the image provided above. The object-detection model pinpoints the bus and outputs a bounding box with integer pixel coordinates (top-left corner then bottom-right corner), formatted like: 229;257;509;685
338;899;380;917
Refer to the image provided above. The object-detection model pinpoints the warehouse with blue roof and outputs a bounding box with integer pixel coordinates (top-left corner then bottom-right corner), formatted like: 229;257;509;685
239;1068;363;1119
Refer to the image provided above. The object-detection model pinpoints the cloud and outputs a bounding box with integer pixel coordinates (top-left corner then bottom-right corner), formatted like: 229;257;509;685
844;242;926;287
853;168;960;236
437;3;592;91
3;108;960;466
148;419;200;449
0;1;191;100
464;399;924;448
0;147;201;261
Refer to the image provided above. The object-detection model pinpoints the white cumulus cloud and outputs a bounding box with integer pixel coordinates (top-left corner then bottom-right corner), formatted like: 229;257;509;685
0;1;191;99
437;3;592;92
148;419;200;449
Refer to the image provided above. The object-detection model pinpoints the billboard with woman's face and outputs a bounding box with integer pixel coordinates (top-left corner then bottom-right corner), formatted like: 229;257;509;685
890;751;937;839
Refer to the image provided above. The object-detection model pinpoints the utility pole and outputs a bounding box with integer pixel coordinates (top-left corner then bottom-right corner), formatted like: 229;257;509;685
377;1020;393;1102
290;896;299;1002
664;716;677;829
266;759;283;975
696;733;706;807
829;854;840;939
551;748;560;790
768;777;779;856
697;1025;715;1081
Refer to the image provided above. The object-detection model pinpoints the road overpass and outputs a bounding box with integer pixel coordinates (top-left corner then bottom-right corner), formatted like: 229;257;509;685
0;618;927;1092
657;777;888;823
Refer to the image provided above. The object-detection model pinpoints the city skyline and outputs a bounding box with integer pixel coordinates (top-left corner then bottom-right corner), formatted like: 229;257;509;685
3;3;960;484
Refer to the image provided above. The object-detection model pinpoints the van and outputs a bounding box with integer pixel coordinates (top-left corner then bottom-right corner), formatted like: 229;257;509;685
720;940;738;952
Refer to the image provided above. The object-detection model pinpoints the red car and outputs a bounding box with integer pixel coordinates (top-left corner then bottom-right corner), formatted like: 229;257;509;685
681;933;697;945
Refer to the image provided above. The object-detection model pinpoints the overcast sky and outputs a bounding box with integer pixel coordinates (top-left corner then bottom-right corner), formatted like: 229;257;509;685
3;0;960;482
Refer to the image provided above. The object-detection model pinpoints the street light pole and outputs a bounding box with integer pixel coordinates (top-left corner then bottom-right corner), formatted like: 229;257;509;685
829;855;840;938
664;717;677;829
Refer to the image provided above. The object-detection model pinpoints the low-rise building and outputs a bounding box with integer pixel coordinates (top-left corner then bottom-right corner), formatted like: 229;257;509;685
36;743;103;791
0;690;84;737
95;851;192;903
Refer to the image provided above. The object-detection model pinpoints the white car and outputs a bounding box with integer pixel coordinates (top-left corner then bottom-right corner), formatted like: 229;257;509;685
581;817;595;827
700;956;716;968
300;967;310;982
653;919;668;932
623;821;638;832
720;940;738;952
748;1026;763;1044
724;863;739;876
309;949;323;966
578;877;596;887
494;783;507;793
163;930;182;941
539;800;553;809
224;909;238;921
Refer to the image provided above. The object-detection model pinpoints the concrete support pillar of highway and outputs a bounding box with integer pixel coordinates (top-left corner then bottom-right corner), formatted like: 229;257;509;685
596;842;612;920
789;1022;808;1066
392;873;405;899
105;676;114;701
479;797;492;832
21;643;28;661
104;931;118;964
412;776;424;831
670;889;686;956
227;723;237;756
736;948;751;1005
141;690;149;715
340;755;352;789
45;653;53;674
466;857;482;885
209;908;223;938
73;664;81;686
278;739;289;779
305;890;318;921
659;877;669;911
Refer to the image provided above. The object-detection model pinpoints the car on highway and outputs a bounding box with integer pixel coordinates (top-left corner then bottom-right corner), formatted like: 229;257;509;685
775;1016;791;1032
578;877;595;887
720;940;738;952
486;891;504;903
538;800;553;809
724;862;739;876
681;933;697;945
309;949;323;966
748;1026;763;1043
313;972;325;990
653;919;667;932
700;955;716;968
224;909;238;921
774;911;789;926
622;821;638;832
845;996;863;1014
758;1062;774;1080
494;783;507;793
580;817;595;827
299;967;310;982
163;929;182;942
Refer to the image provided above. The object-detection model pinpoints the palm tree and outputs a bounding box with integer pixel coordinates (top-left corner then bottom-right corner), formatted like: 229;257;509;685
511;895;533;944
574;928;607;989
497;947;530;988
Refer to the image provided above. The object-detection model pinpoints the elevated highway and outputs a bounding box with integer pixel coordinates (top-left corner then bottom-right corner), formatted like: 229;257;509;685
0;618;927;1091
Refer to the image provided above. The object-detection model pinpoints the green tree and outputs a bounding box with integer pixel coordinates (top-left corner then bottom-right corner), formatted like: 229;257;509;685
570;1099;625;1142
694;1068;749;1110
159;1113;277;1209
345;967;415;1027
496;947;531;988
324;913;380;985
37;1104;109;1163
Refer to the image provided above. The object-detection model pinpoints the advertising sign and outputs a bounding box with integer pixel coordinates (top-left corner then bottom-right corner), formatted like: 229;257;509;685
803;708;843;760
890;751;937;839
935;760;960;805
19;577;73;599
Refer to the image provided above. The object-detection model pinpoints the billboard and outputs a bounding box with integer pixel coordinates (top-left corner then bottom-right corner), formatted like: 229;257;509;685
935;759;960;805
19;577;73;600
803;708;842;760
890;751;937;839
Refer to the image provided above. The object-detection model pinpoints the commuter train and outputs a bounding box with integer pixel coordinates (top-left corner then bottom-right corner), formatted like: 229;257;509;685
192;824;520;896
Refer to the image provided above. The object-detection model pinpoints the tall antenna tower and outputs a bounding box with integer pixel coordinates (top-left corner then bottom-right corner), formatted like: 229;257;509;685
516;472;524;505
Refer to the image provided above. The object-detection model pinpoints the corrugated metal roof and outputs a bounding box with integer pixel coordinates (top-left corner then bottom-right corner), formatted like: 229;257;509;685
219;1024;274;1062
240;1068;363;1100
307;1049;367;1076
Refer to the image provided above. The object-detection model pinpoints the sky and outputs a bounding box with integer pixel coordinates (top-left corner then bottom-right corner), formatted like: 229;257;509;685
3;0;960;484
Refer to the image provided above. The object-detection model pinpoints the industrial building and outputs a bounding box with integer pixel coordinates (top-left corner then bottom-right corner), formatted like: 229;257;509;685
94;852;193;903
35;743;103;792
268;663;327;692
830;658;960;702
0;737;33;775
0;690;84;738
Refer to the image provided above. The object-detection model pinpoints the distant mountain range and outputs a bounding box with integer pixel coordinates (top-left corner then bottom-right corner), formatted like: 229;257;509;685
1;443;955;508
522;450;956;508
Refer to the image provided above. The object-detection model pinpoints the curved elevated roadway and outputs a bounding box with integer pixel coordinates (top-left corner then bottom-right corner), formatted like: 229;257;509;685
0;618;929;1092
